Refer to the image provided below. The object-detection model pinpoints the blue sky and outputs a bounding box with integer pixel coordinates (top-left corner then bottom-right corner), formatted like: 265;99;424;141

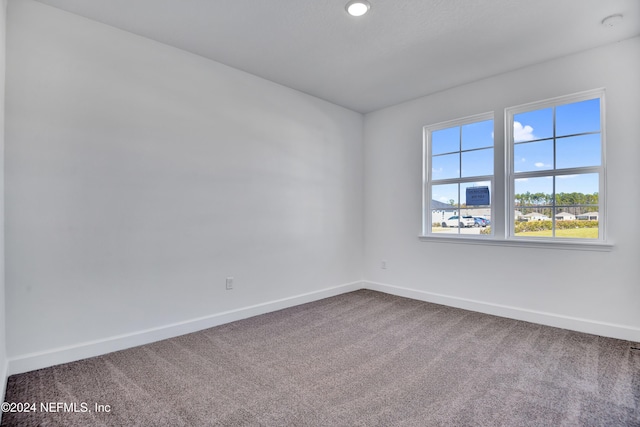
513;98;601;196
431;118;493;205
514;98;601;174
515;173;599;199
430;98;601;205
432;119;493;182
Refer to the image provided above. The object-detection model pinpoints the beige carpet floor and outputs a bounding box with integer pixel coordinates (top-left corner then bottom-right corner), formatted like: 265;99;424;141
2;289;639;426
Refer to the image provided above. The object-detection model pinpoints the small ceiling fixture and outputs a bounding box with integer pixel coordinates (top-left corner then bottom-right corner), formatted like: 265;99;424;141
601;14;623;28
346;0;371;17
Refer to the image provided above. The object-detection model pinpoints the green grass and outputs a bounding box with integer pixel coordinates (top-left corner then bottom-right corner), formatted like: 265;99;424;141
515;228;598;238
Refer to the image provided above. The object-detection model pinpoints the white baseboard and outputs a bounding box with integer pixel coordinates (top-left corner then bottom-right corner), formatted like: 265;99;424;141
364;281;640;342
7;281;363;376
8;279;638;376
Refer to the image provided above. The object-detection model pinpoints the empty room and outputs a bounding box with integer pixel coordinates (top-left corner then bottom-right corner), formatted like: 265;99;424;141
1;0;639;425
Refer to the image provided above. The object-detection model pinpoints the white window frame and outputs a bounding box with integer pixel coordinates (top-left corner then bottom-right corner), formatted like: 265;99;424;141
422;112;494;238
505;88;607;244
420;89;612;251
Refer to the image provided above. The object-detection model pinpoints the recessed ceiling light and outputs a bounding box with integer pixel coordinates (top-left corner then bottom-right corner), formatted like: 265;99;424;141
346;0;371;17
601;14;623;28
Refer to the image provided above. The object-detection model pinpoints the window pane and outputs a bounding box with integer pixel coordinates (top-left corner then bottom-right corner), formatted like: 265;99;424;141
432;127;459;155
432;153;459;180
514;176;553;237
556;98;600;137
556;134;601;169
508;90;604;242
555;173;599;202
462;182;492;234
554;173;599;239
430;182;492;235
462;119;493;150
462;181;491;207
431;183;458;208
513;140;553;172
462;148;493;177
553;210;599;239
513;108;553;142
426;115;495;237
515;176;553;208
431;184;459;234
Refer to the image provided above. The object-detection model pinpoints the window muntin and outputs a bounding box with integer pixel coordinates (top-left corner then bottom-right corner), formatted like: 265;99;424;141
424;114;494;236
507;90;605;241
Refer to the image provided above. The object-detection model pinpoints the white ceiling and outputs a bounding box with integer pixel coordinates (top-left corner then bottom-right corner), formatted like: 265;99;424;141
33;0;640;113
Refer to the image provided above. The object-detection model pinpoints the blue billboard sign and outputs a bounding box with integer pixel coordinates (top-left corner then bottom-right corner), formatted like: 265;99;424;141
466;186;490;206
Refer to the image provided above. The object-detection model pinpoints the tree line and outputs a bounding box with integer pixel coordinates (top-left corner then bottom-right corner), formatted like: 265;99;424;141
515;191;598;207
515;191;598;216
448;191;598;208
448;191;599;216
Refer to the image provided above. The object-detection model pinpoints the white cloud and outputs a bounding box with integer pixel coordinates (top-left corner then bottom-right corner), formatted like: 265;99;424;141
533;162;552;168
514;121;535;141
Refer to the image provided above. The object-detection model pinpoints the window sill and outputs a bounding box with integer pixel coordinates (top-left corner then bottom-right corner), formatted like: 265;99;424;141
418;235;614;252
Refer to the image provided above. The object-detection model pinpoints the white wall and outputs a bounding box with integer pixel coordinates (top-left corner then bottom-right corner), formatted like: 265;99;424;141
363;37;640;341
5;1;363;372
0;0;7;403
4;0;638;380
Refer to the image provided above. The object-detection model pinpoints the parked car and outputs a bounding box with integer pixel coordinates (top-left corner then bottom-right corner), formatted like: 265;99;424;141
443;215;475;228
473;217;488;227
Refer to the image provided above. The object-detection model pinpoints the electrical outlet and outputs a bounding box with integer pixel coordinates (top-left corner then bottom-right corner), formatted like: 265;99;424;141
226;277;234;290
381;260;387;269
